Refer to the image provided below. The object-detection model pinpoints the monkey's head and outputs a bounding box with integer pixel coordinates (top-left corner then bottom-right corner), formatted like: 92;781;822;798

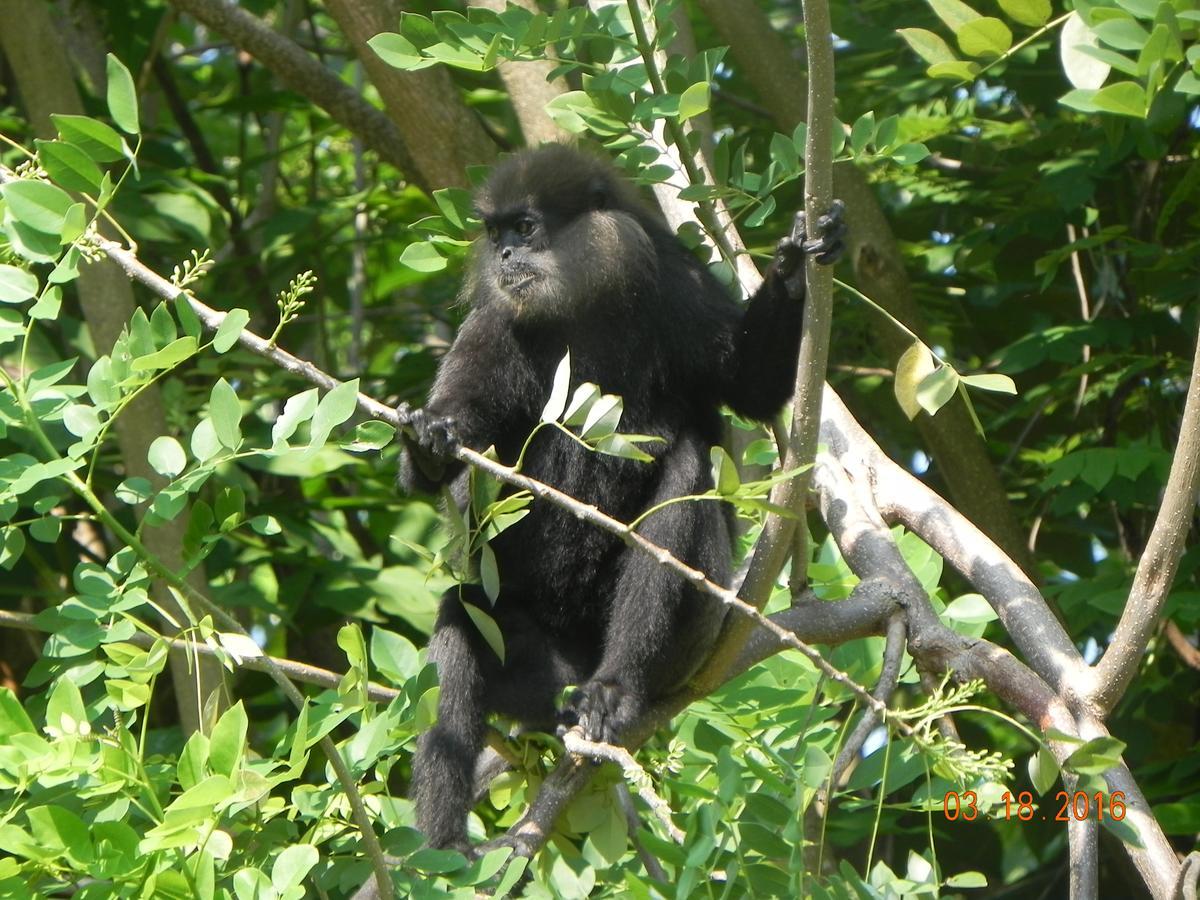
466;145;659;321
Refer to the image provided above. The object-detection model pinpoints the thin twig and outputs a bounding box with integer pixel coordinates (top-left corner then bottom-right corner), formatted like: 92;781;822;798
562;730;685;844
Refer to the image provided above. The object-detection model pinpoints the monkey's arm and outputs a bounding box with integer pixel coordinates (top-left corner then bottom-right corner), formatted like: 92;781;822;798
398;309;527;495
723;201;845;420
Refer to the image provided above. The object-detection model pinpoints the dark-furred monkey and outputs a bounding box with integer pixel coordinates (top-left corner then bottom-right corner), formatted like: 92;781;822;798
399;144;844;849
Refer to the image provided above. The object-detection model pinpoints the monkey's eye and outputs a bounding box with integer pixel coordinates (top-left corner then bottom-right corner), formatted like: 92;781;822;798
486;225;499;244
515;217;534;237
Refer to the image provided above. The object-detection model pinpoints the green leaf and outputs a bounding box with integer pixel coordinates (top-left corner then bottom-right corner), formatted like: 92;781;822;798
0;527;25;571
148;436;187;477
942;593;998;625
850;112;877;153
1059;88;1102;112
926;0;982;31
213;308;249;353
1061;12;1111;90
1063;736;1125;775
894;342;937;420
62;404;101;438
956;17;1013;57
209;379;243;450
46;676;88;737
927;59;982;79
480;542;500;602
370;628;420;682
946;872;989;888
999;0;1050;26
710;445;741;495
0;265;38;303
29;517;61;543
0;687;36;736
890;143;930;165
50;114;126;163
1;180;74;235
27;805;93;866
581;393;623;439
272;388;319;447
272;844;319;894
35;140;104;194
115;477;154;505
917;365;960;416
770;131;800;172
897;28;957;65
369;32;434;70
174;294;203;339
1092;80;1147;116
306;380;360;451
1027;746;1060;795
130;336;198;372
343;420;395;451
191;418;222;462
30;285;63;320
105;54;140;134
433;187;475;230
541;351;572;422
209;701;249;777
1094;17;1150;52
678;82;711;121
959;372;1017;394
463;602;505;663
60;202;86;243
399;241;447;273
563;382;601;426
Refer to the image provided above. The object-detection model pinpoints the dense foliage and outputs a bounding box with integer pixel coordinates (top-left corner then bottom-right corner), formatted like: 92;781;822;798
0;0;1196;897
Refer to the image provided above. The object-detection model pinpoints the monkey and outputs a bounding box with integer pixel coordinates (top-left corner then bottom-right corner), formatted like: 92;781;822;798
398;144;845;850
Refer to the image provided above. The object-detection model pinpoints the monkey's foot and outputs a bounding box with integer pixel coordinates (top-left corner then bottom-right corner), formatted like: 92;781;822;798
559;679;640;746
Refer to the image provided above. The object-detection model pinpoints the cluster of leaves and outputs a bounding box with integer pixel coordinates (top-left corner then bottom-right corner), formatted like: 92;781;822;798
900;0;1200;119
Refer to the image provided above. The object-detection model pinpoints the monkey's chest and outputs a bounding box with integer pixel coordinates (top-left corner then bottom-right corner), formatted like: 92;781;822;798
488;430;660;626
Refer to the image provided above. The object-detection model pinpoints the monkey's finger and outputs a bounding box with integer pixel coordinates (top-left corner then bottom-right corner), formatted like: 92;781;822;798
789;210;808;245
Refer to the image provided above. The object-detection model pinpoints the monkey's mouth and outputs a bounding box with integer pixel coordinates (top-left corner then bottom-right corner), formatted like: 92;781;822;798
499;269;539;294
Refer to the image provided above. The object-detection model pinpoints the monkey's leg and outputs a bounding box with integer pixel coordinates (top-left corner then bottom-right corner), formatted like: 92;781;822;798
565;433;729;743
414;591;590;847
413;594;491;850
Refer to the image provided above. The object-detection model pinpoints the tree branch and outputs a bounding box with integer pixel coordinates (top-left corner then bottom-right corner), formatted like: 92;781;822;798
165;0;421;183
1095;316;1200;710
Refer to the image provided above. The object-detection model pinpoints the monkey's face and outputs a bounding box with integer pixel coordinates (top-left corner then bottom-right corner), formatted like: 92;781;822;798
474;204;655;322
482;210;553;306
469;147;659;322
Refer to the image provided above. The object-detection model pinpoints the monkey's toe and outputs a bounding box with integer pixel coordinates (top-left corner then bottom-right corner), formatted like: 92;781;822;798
563;679;637;745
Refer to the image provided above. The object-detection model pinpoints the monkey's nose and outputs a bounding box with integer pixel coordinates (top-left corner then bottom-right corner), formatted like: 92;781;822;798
501;247;513;260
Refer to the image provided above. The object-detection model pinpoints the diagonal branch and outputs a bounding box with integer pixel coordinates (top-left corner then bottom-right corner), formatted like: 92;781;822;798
1095;317;1200;711
165;0;419;179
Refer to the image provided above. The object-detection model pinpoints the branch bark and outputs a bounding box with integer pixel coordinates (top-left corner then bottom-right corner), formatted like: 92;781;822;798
324;0;497;187
467;0;568;146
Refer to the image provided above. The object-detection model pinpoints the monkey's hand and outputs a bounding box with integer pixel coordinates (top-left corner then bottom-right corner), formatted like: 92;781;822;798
397;402;462;486
773;199;847;294
559;679;640;746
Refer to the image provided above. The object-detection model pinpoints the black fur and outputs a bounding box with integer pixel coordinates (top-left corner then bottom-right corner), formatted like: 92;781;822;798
399;145;843;850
